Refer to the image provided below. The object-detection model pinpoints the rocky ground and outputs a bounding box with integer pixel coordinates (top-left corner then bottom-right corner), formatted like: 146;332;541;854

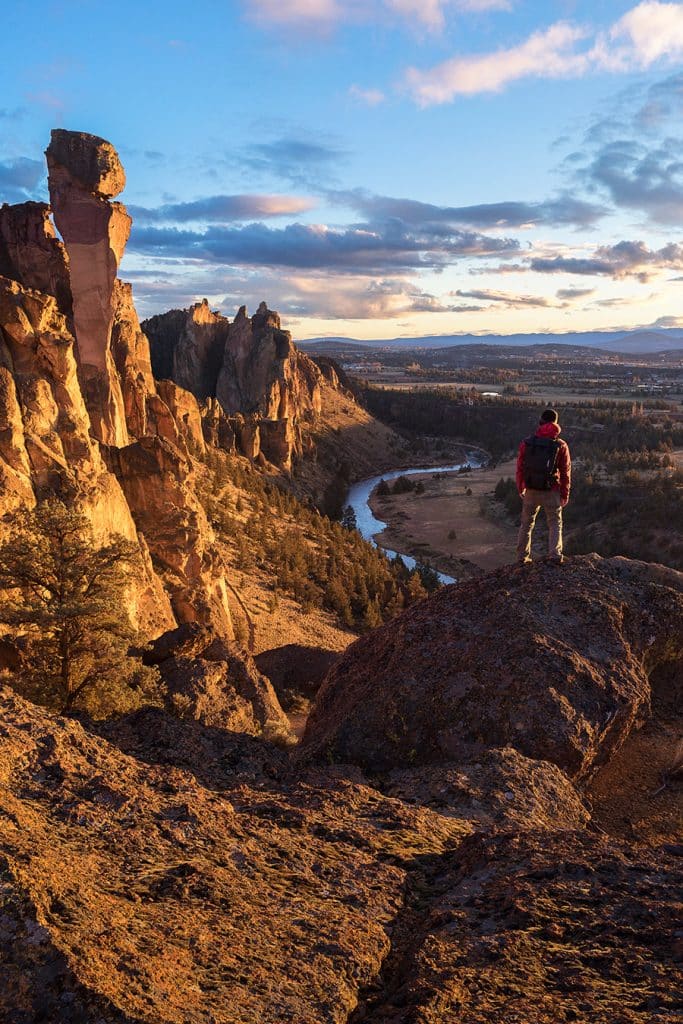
1;555;681;1023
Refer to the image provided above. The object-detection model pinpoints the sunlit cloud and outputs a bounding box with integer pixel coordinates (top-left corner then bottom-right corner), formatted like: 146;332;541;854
129;194;315;224
404;2;683;105
348;85;386;106
244;0;511;33
453;287;552;307
530;240;683;281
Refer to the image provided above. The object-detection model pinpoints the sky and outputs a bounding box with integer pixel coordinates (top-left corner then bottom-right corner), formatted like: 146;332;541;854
1;0;683;340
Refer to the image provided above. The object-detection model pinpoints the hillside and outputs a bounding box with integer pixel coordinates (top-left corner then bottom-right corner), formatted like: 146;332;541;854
1;556;681;1022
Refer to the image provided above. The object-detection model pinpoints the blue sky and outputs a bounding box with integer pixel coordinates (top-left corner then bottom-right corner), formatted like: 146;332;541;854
1;0;683;338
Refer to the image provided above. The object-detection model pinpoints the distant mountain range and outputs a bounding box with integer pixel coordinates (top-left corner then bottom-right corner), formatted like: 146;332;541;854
300;327;683;356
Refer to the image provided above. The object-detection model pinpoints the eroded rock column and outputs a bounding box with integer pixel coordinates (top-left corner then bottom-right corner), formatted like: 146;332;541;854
46;129;130;446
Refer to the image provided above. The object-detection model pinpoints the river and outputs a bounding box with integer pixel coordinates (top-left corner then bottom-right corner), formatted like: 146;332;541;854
345;455;483;585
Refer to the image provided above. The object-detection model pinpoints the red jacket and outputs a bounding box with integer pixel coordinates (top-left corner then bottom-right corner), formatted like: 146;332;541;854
516;422;571;503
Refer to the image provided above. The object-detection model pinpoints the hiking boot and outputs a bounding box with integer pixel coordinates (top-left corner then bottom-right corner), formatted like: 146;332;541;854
547;554;564;565
517;556;532;565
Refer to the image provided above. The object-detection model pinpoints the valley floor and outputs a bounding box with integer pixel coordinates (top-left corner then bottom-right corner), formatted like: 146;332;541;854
370;457;521;577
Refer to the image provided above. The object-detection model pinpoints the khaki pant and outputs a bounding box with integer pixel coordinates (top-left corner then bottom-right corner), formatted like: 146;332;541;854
516;489;563;561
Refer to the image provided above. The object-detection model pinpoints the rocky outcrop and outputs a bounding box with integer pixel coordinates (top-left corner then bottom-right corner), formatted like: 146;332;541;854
0;275;174;634
0;129;241;642
303;555;683;779
143;301;326;471
354;829;683;1023
0;596;680;1024
144;623;292;737
0;201;71;314
46;129;130;447
0;687;467;1024
144;299;229;400
104;436;232;633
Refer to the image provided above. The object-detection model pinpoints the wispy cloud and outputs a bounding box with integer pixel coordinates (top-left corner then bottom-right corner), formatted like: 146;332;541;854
330;188;606;228
243;0;510;33
129;194;315;224
454;287;551;307
240;136;349;189
405;1;683;105
562;73;683;226
556;287;595;301
349;85;386;106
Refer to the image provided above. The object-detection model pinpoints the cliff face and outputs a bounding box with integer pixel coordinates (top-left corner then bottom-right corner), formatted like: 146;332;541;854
0;130;235;639
144;300;324;472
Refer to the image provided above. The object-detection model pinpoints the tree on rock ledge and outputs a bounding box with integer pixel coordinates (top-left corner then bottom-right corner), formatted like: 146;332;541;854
0;499;159;716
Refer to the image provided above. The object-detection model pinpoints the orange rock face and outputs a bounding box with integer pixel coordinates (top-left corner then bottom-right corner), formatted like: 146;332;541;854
46;129;131;447
0;130;237;640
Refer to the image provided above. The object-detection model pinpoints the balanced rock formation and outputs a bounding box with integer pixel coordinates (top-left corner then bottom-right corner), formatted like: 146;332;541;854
303;555;683;779
46;129;131;447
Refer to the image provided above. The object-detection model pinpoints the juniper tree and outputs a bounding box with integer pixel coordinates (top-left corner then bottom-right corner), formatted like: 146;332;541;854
0;499;158;716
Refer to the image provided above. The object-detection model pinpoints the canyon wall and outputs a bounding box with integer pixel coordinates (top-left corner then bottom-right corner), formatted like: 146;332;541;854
0;131;234;638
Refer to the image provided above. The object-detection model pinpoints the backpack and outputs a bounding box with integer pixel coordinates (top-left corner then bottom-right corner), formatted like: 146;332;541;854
522;436;561;490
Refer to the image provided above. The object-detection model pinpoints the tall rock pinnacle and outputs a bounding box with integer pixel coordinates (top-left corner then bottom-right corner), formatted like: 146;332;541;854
46;129;130;446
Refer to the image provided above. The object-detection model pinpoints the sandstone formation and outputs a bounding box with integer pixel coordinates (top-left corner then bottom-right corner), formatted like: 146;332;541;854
144;300;325;471
144;299;228;400
144;623;292;738
46;129;131;447
303;555;683;779
0;129;240;642
0;201;71;313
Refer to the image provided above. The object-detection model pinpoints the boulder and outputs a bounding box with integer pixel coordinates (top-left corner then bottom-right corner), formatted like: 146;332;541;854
302;555;683;779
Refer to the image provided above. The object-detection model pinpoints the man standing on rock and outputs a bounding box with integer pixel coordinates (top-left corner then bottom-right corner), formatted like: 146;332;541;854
516;409;571;565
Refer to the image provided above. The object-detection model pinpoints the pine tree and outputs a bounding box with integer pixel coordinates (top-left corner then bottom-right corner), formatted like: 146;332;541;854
341;505;358;531
0;499;158;716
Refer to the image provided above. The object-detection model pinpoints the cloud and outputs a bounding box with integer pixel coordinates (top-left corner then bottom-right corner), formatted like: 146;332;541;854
349;85;386;106
276;274;465;318
128;219;520;273
567;77;683;225
556;287;595;300
0;157;45;203
129;194;315;224
580;137;683;224
404;2;683;105
406;22;589;104
240;136;348;188
244;0;511;32
331;188;606;228
454;287;551;307
530;240;683;281
599;1;683;70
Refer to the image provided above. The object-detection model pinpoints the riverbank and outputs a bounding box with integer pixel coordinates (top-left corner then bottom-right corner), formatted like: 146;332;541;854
369;457;520;578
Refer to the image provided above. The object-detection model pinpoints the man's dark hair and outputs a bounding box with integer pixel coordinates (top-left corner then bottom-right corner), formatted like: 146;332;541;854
540;408;558;423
